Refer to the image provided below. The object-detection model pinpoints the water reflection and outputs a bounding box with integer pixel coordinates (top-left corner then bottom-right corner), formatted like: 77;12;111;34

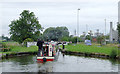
109;59;120;65
37;62;54;72
2;55;35;65
66;54;120;65
1;52;119;72
0;62;2;74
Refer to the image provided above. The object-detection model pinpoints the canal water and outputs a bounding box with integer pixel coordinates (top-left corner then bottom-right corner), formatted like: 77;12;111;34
0;51;119;73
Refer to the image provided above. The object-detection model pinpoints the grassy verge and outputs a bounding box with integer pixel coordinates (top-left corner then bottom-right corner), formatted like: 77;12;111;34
1;42;38;55
9;46;38;53
62;44;120;57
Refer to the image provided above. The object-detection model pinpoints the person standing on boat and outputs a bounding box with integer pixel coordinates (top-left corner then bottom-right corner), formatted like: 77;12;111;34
37;39;44;56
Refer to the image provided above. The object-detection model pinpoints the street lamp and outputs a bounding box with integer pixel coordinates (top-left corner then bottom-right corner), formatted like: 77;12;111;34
104;19;106;45
77;8;80;43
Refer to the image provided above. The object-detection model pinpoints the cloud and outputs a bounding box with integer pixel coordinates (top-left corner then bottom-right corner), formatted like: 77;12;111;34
0;0;119;3
0;0;119;36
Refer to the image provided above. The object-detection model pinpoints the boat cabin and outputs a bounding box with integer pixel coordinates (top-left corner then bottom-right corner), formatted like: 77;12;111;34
37;43;56;62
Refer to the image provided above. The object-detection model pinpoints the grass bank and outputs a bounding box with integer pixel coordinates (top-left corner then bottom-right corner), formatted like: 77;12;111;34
1;42;38;57
61;43;120;58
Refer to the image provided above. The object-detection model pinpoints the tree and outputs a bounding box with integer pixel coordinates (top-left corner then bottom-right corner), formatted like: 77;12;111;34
43;27;69;41
85;35;91;40
71;37;77;43
61;36;70;41
1;34;11;41
9;10;42;44
43;27;57;41
23;38;33;46
97;36;105;45
88;30;93;41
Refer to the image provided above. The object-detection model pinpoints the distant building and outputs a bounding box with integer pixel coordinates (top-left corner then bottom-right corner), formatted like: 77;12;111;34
109;1;120;42
109;22;118;42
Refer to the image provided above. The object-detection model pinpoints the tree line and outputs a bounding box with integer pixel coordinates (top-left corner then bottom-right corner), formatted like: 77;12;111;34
9;10;120;44
9;10;71;44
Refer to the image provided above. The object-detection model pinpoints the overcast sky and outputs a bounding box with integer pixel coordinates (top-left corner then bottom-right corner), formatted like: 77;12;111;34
0;0;119;37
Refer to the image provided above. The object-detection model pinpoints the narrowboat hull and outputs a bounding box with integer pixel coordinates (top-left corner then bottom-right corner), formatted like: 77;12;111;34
37;56;54;62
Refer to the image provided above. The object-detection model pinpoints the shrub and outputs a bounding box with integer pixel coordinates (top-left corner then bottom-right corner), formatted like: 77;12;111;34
71;37;77;43
23;38;33;47
61;37;69;41
68;43;72;45
85;35;91;40
110;49;117;59
97;36;105;45
2;43;7;48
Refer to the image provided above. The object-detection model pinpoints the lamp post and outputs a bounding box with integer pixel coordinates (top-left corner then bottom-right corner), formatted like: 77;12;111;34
77;8;80;44
104;19;106;45
86;24;88;34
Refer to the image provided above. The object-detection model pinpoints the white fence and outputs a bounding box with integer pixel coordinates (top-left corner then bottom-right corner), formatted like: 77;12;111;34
27;42;37;47
27;41;69;47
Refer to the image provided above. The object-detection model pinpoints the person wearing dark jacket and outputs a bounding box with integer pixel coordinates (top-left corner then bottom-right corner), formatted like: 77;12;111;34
37;39;44;56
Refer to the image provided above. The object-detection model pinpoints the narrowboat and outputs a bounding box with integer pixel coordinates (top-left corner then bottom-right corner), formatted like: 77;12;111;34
37;43;56;62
